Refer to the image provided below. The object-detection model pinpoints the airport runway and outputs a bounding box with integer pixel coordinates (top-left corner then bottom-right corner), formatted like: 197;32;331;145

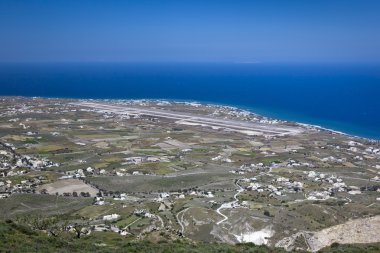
75;101;304;136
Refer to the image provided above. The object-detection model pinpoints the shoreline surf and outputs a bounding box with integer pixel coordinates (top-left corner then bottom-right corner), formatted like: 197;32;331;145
4;95;379;142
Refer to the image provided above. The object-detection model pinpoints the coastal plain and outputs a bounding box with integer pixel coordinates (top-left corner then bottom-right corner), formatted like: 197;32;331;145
0;96;379;252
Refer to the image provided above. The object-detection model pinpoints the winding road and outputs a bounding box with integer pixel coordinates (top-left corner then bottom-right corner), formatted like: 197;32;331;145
216;179;244;225
176;207;190;235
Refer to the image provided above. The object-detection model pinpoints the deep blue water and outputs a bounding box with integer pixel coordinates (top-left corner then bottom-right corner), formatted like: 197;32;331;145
0;63;379;139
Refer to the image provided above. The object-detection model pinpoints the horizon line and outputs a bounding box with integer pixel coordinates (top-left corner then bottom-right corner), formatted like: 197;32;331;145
1;60;380;65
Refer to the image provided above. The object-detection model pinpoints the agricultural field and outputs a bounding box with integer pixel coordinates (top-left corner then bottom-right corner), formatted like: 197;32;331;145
0;96;379;252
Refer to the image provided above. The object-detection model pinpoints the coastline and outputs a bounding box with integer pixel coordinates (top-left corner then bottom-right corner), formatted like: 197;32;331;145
1;63;379;140
1;95;380;250
172;99;379;142
5;95;379;142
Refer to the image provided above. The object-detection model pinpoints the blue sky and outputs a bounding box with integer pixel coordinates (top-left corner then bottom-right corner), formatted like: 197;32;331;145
1;0;380;63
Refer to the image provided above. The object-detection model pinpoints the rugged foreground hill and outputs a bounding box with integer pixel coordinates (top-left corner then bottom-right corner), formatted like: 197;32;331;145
0;97;379;252
1;221;380;253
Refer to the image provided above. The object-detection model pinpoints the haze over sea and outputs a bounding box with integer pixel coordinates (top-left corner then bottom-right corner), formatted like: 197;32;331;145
1;63;379;140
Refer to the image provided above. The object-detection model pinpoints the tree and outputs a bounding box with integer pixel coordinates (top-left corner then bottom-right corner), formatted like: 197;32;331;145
47;220;68;237
17;214;54;231
69;219;91;239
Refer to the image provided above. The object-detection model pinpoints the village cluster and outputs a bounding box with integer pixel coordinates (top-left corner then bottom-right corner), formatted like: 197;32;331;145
0;97;379;252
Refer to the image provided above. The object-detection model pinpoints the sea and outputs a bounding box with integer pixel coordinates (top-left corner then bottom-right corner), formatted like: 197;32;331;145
0;63;379;140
